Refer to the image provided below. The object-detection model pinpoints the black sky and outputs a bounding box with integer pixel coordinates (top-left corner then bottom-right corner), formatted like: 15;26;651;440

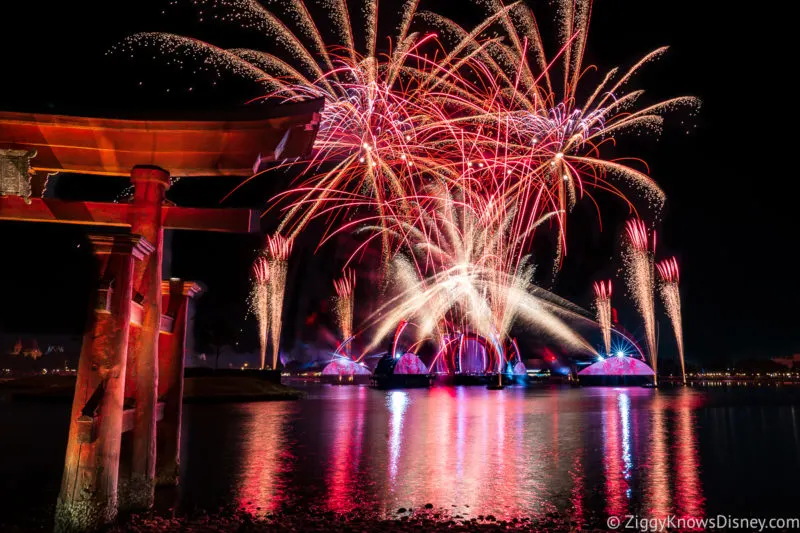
0;0;795;366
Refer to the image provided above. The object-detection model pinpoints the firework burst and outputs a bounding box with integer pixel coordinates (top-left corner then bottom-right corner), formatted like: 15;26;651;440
423;0;698;262
360;187;597;370
624;219;658;384
117;0;696;370
333;268;357;355
265;234;293;370
656;256;685;384
251;257;271;369
593;280;613;356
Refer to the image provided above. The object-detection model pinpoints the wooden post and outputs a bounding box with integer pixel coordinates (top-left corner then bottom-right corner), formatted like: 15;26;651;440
54;235;153;533
156;279;204;486
121;165;170;510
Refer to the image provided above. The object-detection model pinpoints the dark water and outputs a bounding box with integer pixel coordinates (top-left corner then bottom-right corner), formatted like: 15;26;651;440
2;385;800;528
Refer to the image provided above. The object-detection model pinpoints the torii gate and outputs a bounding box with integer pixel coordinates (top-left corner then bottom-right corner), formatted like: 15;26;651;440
0;100;322;533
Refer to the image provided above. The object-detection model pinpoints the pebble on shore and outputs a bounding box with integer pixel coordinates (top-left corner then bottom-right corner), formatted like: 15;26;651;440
101;505;604;533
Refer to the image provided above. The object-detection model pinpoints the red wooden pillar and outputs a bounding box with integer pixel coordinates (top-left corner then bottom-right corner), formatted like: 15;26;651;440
121;165;170;510
54;235;153;533
156;279;203;486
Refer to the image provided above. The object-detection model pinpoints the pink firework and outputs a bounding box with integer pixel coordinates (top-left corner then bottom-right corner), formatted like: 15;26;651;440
593;280;613;356
251;256;271;369
266;234;293;261
656;257;685;384
333;268;357;353
333;268;356;299
251;256;270;284
623;219;658;385
593;280;612;300
264;233;293;370
625;219;654;253
656;256;680;284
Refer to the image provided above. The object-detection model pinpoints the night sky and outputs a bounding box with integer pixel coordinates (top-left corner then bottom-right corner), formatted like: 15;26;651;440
0;0;794;366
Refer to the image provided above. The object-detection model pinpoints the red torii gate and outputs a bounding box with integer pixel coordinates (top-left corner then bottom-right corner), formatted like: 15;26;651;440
0;100;322;533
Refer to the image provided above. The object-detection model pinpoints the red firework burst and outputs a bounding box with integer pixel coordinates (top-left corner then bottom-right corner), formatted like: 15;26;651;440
593;280;612;300
333;268;356;298
251;256;270;284
266;234;293;261
656;257;680;284
625;219;655;253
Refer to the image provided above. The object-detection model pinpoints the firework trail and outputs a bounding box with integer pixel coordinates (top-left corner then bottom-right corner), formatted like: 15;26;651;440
624;219;658;384
423;0;698;262
333;268;357;356
113;0;696;368
656;257;685;384
251;257;271;369
266;234;293;370
118;0;695;266
359;187;597;369
593;280;613;356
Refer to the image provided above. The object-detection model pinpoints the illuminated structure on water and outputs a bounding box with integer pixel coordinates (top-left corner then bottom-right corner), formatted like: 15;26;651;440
393;353;428;375
578;354;655;386
321;358;371;384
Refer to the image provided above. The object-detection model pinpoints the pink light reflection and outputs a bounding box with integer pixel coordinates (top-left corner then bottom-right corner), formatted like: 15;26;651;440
673;390;705;524
235;403;293;515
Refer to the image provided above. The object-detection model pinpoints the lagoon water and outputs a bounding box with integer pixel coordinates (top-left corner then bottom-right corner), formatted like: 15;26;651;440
2;384;799;529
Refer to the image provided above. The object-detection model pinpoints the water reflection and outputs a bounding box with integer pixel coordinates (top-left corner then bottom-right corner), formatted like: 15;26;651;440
235;403;293;514
603;390;628;517
645;394;671;519
327;386;367;513
387;390;408;485
673;392;704;521
177;386;718;523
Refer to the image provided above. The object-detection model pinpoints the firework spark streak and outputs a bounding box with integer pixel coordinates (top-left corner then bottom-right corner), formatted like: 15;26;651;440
119;0;696;262
116;0;697;368
359;187;598;369
624;219;658;384
266;234;293;370
656;257;685;384
251;257;271;369
593;280;613;356
333;268;357;356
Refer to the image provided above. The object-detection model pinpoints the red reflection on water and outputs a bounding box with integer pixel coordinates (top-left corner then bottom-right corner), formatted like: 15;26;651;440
603;392;628;517
552;400;560;465
235;404;293;515
387;390;409;486
327;386;367;513
644;394;671;520
673;391;705;523
426;387;456;506
569;450;585;526
222;386;707;522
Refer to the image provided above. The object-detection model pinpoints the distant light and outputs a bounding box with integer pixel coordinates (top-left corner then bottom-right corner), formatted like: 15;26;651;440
467;162;473;168
405;134;411;141
363;142;371;150
616;351;624;358
555;152;564;159
563;174;569;181
478;162;484;168
597;355;605;361
359;157;365;163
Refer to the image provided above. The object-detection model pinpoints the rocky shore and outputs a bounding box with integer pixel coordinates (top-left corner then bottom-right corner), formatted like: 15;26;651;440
104;506;599;533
